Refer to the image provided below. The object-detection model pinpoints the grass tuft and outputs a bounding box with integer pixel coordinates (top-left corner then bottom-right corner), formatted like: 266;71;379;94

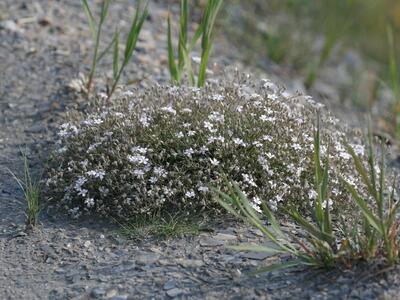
167;0;223;87
82;0;148;99
118;212;203;240
215;118;400;272
8;151;41;227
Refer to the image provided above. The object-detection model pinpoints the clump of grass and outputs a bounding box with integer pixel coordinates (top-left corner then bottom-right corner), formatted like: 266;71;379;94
82;0;148;99
215;119;400;272
168;0;223;87
118;212;202;240
8;151;41;227
342;122;400;265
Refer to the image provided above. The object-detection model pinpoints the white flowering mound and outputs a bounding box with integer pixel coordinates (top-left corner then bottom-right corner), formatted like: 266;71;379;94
46;77;366;219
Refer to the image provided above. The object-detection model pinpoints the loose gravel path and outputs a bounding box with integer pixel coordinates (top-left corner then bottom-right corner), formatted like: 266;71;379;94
1;1;400;299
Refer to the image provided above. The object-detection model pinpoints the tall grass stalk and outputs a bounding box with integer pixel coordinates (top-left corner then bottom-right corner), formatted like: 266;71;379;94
8;152;41;227
387;25;400;140
167;0;223;87
83;0;110;94
82;0;148;99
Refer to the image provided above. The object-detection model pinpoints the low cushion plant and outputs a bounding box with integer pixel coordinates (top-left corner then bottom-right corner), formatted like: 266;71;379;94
45;76;367;220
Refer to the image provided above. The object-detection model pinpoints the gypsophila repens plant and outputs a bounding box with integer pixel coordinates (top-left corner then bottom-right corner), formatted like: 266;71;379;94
168;0;223;87
82;0;148;99
45;74;368;220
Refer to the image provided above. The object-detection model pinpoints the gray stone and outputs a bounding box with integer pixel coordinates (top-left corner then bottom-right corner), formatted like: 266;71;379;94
135;252;160;265
90;287;106;298
163;280;176;290
199;237;224;247
166;288;185;298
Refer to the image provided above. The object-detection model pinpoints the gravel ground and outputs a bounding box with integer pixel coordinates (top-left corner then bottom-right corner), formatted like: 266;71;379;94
1;1;400;299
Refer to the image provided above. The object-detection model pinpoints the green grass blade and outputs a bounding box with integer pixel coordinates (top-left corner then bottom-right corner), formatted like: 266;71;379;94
124;1;148;64
181;45;195;85
344;141;375;197
82;0;97;41
260;202;286;240
178;0;188;71
342;180;382;234
167;14;179;83
289;209;333;243
197;43;211;87
96;33;116;63
250;260;307;274
100;0;111;25
229;244;286;255
113;29;120;80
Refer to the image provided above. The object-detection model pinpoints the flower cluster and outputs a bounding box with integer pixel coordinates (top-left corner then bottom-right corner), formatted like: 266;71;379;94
45;76;367;219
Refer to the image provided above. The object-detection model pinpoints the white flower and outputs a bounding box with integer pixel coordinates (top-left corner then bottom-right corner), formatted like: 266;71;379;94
185;190;196;198
182;108;192;113
139;114;150;127
242;173;257;187
203;121;214;131
262;135;273;142
212;94;224;101
292;143;301;151
236;105;243;113
149;176;158;184
199;146;208;155
175;131;184;138
86;170;106;180
210;158;220;166
188;130;196;137
250;202;262;213
122;90;134;97
133;169;145;178
82;117;103;126
127;154;149;165
132;146;148;154
233;138;246;147
184;148;195;158
85;197;95;208
339;151;352;160
260;115;276;122
161;106;176;115
198;186;209;193
208;112;224;123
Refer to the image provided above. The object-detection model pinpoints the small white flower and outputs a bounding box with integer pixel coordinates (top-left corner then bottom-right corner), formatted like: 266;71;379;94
233;138;246;147
292;143;301;151
161;106;176;115
184;148;195;158
185;190;196;198
175;131;184;138
86;170;106;180
133;169;145;178
85;197;95;208
187;130;196;137
210;158;220;166
128;154;149;165
198;186;209;193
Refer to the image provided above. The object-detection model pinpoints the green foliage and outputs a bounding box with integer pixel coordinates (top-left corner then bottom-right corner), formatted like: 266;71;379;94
8;151;41;227
215;119;400;272
343;123;400;265
118;212;202;240
167;0;223;87
82;0;148;99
